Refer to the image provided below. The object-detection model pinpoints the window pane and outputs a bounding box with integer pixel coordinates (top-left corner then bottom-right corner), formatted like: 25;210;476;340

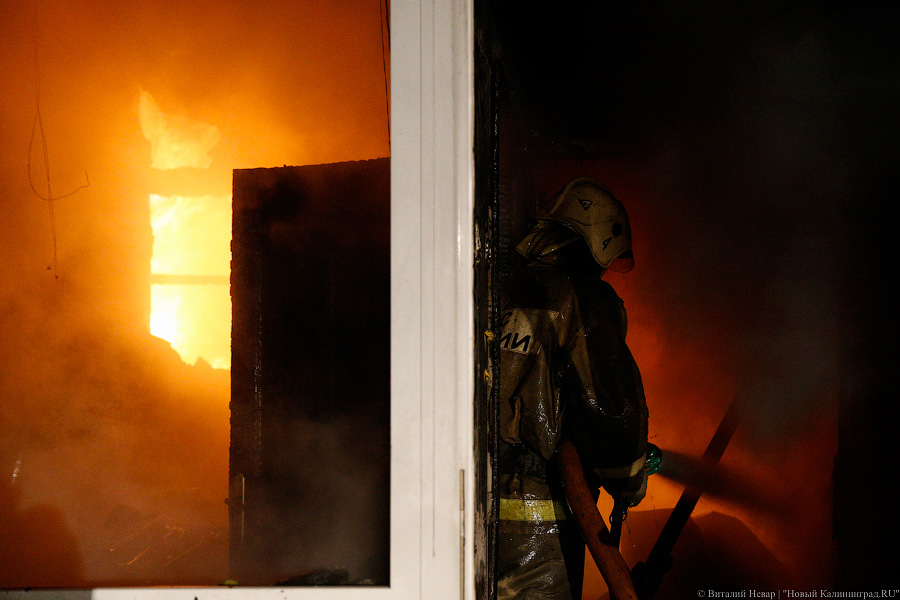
1;0;390;587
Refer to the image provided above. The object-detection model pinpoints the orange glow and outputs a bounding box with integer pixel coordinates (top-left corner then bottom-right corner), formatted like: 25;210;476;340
150;283;231;369
1;0;391;586
149;193;231;369
139;89;222;170
141;84;232;370
150;194;231;276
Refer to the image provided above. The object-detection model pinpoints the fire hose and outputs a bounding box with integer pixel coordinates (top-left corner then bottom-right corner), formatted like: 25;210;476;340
558;398;739;600
557;438;640;600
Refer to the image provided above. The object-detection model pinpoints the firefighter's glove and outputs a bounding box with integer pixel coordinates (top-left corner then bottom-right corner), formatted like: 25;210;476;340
604;470;647;508
625;469;648;507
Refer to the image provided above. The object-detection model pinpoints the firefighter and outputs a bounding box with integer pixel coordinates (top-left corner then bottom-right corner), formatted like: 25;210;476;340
497;177;649;600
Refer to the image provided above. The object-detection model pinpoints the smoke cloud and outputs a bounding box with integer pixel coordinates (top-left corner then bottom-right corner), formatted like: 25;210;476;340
0;0;389;587
138;89;222;170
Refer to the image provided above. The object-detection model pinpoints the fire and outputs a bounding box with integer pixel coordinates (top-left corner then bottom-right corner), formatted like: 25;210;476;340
149;193;231;369
149;285;182;345
138;89;222;170
150;194;231;277
141;90;231;369
150;283;231;369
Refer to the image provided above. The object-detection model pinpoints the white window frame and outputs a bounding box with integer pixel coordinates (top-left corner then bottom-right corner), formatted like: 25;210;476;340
0;0;476;597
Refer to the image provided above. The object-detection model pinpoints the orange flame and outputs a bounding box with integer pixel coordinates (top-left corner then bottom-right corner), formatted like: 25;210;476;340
138;89;222;170
141;89;231;369
149;194;231;369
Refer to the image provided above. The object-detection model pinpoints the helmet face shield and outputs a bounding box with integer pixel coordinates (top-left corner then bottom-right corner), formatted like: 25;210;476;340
537;177;633;272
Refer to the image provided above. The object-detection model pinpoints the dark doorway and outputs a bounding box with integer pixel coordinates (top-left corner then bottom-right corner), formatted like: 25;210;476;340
229;159;390;586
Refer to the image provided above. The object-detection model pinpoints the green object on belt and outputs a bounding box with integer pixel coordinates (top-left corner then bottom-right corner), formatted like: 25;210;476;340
645;443;662;476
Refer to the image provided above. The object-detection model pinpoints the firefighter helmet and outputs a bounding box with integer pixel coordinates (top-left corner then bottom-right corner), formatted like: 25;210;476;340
532;177;633;272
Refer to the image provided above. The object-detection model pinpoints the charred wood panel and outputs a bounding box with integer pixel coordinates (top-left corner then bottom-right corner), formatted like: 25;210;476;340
474;4;502;597
229;159;390;585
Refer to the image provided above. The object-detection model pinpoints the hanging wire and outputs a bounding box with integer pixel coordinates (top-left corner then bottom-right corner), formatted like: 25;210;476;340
378;0;391;149
27;0;89;279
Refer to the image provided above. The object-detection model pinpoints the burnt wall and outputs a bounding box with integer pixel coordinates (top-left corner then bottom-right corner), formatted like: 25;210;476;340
230;158;390;585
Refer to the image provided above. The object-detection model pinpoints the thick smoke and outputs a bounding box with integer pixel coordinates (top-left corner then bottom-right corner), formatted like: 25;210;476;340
0;282;232;585
493;1;899;595
617;6;894;594
0;0;389;587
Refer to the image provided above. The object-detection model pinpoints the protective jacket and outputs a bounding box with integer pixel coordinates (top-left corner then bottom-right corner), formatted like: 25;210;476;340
500;260;647;473
497;258;648;600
